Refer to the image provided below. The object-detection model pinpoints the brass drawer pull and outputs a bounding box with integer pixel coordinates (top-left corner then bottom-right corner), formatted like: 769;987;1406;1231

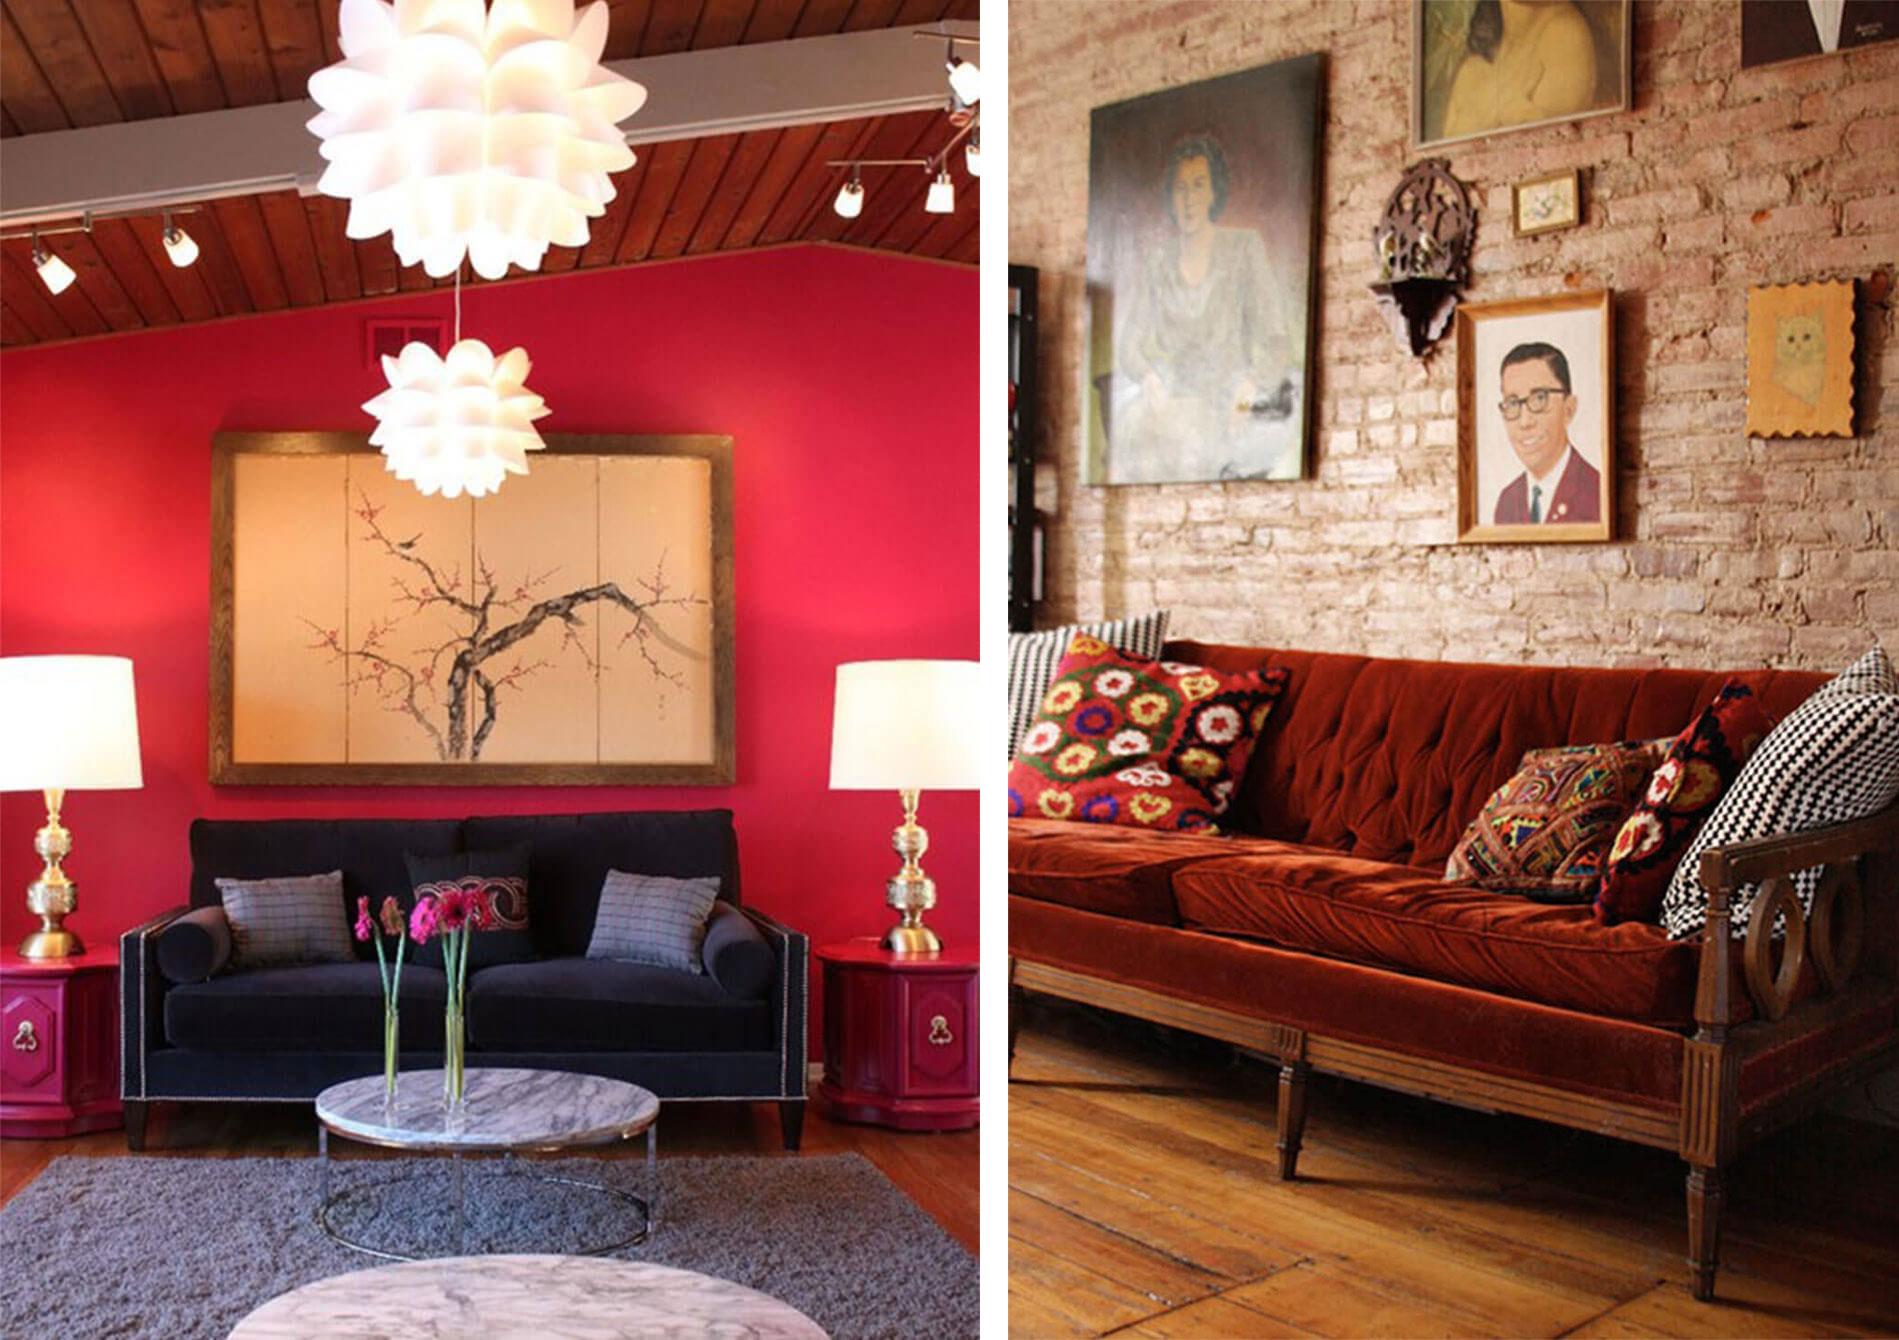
11;1020;38;1052
927;1014;953;1046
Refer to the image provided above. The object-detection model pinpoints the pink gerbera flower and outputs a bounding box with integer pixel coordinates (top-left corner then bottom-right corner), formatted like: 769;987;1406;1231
353;896;373;943
409;895;440;944
379;896;405;939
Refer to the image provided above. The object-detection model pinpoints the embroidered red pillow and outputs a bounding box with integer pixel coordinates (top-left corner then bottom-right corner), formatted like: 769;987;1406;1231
1595;681;1773;926
1005;635;1288;833
1445;740;1668;902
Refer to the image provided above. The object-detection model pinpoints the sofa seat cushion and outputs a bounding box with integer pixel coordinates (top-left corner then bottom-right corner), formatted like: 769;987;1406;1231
165;963;448;1051
1172;844;1714;1026
466;959;771;1054
1011;896;1684;1109
1008;818;1249;924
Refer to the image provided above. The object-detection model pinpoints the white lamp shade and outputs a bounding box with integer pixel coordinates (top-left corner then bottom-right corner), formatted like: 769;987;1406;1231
0;656;143;792
829;660;983;791
163;226;200;268
925;172;955;215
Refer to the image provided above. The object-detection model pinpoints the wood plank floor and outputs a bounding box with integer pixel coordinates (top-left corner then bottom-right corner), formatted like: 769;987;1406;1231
0;1093;977;1253
1010;998;1899;1338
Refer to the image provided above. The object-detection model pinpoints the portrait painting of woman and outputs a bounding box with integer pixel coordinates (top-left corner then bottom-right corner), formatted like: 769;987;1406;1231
1416;0;1629;149
1085;55;1322;484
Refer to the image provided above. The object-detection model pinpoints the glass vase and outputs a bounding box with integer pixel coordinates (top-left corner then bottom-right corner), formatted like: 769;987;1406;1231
443;1002;466;1110
382;1000;400;1108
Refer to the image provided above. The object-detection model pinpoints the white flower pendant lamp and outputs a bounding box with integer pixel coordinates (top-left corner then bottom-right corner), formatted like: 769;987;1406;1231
364;337;550;498
308;0;647;280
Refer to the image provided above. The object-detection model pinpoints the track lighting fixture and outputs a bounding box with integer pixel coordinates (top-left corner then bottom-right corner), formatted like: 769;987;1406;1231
161;212;199;268
31;233;76;295
946;40;981;108
834;172;865;220
965;131;981;178
925;171;955;215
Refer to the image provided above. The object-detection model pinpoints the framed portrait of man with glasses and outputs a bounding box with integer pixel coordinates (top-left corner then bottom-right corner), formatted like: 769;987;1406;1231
1455;290;1614;543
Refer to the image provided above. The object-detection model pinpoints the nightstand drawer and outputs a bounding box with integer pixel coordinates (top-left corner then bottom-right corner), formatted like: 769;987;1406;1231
2;985;63;1104
903;978;977;1095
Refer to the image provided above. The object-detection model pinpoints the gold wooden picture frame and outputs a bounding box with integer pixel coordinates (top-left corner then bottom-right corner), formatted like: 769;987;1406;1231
1512;169;1582;237
1745;281;1856;439
1415;0;1631;150
1456;290;1615;544
211;431;736;785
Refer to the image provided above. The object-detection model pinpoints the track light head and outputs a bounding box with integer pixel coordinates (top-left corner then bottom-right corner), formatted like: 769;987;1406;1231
925;170;955;215
31;234;76;295
947;57;981;108
834;173;865;220
965;130;981;178
162;212;199;268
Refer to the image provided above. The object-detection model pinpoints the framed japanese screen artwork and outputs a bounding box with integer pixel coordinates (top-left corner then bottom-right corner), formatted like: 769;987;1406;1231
211;432;734;785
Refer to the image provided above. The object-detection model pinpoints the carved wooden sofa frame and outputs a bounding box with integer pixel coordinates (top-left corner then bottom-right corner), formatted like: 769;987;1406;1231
1008;805;1899;1302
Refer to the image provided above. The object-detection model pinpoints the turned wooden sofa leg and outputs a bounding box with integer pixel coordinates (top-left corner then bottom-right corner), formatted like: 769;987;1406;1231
1686;1164;1724;1301
1007;957;1021;1075
1276;1061;1309;1180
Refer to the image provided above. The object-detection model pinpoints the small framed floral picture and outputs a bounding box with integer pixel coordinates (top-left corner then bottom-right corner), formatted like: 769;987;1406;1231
1512;170;1582;237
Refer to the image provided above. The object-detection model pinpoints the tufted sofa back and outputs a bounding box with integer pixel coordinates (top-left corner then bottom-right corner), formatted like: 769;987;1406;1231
1171;642;1829;872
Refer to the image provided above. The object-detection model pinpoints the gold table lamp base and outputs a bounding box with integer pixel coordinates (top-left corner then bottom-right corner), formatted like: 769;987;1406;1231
881;788;942;956
19;787;84;959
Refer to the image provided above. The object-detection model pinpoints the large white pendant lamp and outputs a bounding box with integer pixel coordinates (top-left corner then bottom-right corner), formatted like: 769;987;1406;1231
363;331;550;499
307;0;648;280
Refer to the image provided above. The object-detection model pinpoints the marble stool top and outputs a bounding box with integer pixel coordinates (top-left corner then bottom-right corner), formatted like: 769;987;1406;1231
317;1068;660;1154
228;1254;828;1339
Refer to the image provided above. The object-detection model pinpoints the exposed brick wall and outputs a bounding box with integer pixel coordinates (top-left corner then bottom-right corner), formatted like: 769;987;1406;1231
1011;0;1899;671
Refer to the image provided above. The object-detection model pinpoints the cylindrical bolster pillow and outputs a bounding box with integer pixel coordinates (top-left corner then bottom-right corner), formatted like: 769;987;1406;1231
156;906;234;984
702;902;774;999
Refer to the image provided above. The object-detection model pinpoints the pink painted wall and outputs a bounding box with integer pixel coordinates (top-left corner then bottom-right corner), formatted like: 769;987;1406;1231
0;245;978;1054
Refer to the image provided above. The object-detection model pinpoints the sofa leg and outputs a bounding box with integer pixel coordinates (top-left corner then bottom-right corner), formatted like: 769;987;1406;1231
1686;1164;1724;1301
1007;957;1021;1076
779;1099;806;1151
124;1100;149;1151
1276;1061;1309;1180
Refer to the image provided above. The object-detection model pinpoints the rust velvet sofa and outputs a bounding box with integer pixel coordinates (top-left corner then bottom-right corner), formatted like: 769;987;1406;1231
1007;642;1899;1300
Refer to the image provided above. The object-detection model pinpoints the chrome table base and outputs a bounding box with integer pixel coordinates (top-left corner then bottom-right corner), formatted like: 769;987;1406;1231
315;1122;658;1262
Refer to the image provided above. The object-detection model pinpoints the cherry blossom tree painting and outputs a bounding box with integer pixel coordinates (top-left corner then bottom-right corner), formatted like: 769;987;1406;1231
212;433;734;785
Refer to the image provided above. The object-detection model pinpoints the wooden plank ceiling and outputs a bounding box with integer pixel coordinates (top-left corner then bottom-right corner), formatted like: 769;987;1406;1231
0;0;979;348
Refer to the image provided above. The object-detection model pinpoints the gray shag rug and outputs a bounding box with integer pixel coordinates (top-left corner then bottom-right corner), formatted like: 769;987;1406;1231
0;1153;975;1340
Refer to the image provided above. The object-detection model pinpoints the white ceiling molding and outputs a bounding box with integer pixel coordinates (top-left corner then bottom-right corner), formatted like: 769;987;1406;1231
0;21;977;228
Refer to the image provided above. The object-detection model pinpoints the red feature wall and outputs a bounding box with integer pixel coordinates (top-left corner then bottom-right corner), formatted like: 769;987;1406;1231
0;245;978;1054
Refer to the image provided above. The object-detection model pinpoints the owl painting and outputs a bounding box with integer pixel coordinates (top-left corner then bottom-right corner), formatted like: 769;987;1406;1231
1746;281;1855;438
1772;313;1826;405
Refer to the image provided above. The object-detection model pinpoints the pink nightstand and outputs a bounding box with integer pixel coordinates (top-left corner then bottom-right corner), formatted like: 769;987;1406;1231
0;947;122;1138
817;939;978;1132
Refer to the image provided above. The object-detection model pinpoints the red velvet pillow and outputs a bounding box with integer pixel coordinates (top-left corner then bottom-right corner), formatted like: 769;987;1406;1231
1005;635;1288;832
1596;681;1773;926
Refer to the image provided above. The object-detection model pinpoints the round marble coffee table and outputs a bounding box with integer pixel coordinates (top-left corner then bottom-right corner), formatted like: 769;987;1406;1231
229;1254;827;1338
315;1068;660;1262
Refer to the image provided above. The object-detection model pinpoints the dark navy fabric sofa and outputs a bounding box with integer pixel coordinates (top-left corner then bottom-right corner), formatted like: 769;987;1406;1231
119;809;809;1149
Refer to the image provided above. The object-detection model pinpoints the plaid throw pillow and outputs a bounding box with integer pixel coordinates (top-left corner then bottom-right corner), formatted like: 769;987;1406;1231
215;871;353;970
1446;741;1669;903
1661;646;1899;940
586;870;722;974
1006;635;1288;833
1595;682;1772;926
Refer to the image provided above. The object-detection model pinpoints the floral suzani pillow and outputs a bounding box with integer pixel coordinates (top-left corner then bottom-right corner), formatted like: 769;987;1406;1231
1005;635;1289;832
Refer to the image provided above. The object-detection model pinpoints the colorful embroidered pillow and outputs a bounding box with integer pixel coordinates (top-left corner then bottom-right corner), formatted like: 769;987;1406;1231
1445;740;1668;902
1595;682;1772;926
1005;636;1289;833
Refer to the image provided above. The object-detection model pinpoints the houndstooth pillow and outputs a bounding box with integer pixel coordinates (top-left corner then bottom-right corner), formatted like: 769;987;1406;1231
1660;646;1899;940
1008;612;1168;758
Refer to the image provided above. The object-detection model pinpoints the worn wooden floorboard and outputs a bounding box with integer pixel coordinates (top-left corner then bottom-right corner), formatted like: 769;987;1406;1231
1011;999;1899;1338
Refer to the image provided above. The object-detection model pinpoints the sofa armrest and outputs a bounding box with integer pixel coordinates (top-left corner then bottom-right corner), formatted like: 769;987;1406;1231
740;906;809;1099
120;906;191;1101
1694;803;1899;1034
